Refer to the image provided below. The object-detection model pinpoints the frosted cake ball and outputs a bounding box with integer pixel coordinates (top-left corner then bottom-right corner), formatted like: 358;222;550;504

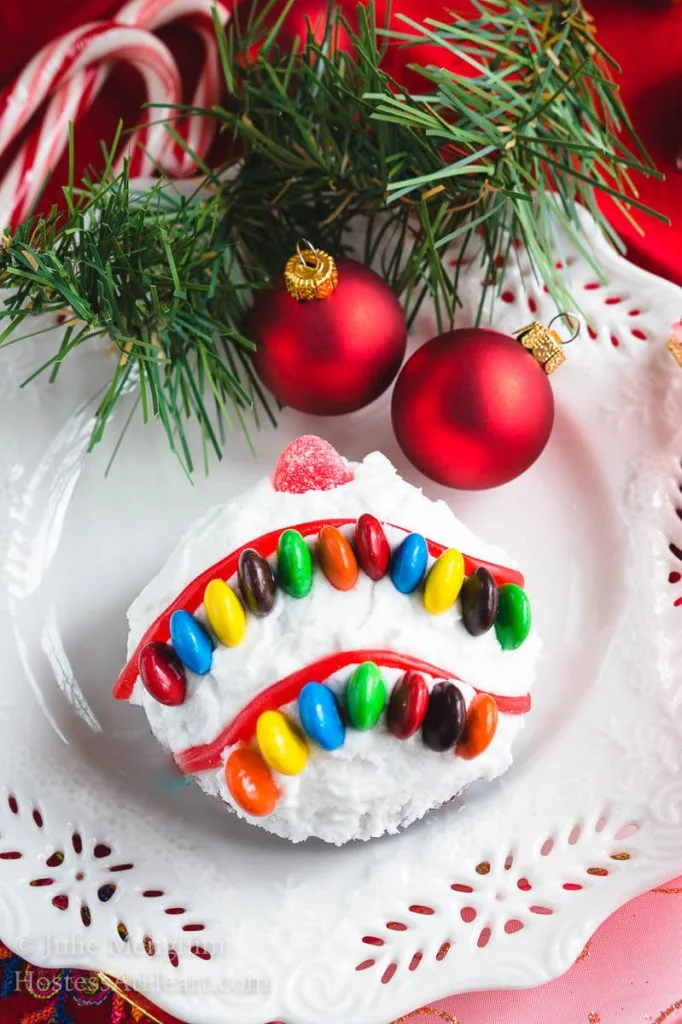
114;436;540;845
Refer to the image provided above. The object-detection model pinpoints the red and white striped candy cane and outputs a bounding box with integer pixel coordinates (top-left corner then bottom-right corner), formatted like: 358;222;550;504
0;71;103;228
117;0;229;177
0;0;228;227
0;21;181;228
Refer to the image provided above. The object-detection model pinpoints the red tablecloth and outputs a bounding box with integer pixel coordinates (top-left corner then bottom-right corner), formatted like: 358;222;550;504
0;1;681;1022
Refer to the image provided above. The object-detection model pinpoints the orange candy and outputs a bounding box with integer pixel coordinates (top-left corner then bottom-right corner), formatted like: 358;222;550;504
456;694;499;760
225;747;279;817
317;525;358;591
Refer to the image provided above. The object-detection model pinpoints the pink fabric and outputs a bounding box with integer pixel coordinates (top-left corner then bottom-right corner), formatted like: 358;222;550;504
405;875;682;1024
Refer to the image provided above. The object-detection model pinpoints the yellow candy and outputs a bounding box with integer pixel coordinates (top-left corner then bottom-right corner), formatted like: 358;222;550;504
204;578;246;647
424;549;465;615
256;710;309;776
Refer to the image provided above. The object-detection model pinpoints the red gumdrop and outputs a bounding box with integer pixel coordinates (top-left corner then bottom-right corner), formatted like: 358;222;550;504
272;435;354;494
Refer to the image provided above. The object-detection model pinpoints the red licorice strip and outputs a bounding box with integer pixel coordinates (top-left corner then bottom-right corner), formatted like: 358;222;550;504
174;649;531;775
114;519;524;700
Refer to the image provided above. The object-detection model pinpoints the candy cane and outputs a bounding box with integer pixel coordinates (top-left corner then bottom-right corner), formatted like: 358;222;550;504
1;70;105;226
117;0;229;177
0;0;227;229
0;22;180;227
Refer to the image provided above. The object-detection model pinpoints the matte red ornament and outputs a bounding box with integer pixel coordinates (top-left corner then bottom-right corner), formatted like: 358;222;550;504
236;0;356;57
391;328;555;490
251;258;407;415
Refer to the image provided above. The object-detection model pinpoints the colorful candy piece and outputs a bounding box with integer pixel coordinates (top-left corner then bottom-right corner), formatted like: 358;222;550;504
203;579;246;647
494;583;531;650
238;548;276;617
277;529;313;598
460;567;499;636
298;682;345;751
424;548;465;615
256;710;309;775
225;747;279;817
422;681;466;752
346;662;387;730
387;671;429;739
390;533;428;594
355;514;390;581
272;435;354;494
317;525;358;591
456;694;498;760
139;642;187;706
169;610;213;675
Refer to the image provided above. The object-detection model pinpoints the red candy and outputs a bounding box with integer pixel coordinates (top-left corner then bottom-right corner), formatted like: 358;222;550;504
139;642;187;706
355;514;391;580
272;435;353;494
387;671;429;739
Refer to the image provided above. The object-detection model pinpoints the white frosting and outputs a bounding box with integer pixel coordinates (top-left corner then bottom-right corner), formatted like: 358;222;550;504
127;451;541;844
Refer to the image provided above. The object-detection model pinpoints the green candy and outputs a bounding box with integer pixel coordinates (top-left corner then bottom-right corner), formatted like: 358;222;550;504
346;662;387;730
495;584;531;650
277;529;313;598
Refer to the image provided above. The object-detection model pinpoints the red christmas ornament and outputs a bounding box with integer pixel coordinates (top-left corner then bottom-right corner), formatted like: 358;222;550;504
250;243;407;416
236;0;356;58
391;325;565;490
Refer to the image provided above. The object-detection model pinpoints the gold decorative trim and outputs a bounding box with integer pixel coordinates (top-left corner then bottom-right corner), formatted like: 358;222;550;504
515;321;566;374
284;240;338;301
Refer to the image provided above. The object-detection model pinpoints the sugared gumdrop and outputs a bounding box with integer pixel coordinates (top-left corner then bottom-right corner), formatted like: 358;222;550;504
273;435;354;494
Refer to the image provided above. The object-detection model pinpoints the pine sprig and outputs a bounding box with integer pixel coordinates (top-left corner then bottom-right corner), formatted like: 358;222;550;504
0;0;664;473
210;0;663;327
0;164;276;472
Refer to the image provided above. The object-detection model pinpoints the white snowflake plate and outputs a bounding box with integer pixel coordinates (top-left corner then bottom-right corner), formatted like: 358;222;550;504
1;208;681;1024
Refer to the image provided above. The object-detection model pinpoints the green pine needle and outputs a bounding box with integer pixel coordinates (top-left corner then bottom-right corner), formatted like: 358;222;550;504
0;164;274;473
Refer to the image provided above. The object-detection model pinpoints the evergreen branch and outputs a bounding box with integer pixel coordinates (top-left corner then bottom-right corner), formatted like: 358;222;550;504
0;0;664;473
0;162;266;474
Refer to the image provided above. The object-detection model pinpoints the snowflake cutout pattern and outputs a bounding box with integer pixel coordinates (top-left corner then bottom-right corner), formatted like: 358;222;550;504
0;790;213;970
356;817;640;983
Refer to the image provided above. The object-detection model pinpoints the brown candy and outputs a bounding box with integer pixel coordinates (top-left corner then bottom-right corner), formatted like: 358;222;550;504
421;681;466;752
238;548;276;616
460;567;499;636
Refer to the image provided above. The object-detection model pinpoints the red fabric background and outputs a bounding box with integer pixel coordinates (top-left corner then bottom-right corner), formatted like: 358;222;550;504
0;1;680;1022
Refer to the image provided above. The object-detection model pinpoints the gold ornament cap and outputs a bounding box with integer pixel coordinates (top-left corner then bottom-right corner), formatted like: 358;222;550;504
666;320;682;366
284;240;339;301
514;314;579;374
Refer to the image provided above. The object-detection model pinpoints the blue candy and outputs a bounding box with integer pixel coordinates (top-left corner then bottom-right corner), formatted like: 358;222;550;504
169;610;213;675
390;533;428;594
298;682;345;751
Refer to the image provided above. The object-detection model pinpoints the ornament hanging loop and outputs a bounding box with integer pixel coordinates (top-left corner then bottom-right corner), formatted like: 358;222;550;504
296;238;321;269
285;240;339;301
547;311;581;345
